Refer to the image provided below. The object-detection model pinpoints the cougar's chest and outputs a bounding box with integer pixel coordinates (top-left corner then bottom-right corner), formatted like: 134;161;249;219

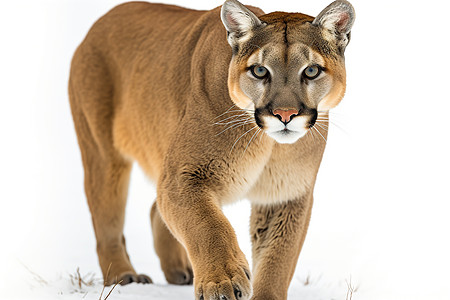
246;141;323;204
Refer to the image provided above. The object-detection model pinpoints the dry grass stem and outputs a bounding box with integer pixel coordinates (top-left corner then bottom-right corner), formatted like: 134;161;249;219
99;263;123;300
20;262;48;286
102;281;122;300
303;274;310;286
69;267;96;289
346;277;357;300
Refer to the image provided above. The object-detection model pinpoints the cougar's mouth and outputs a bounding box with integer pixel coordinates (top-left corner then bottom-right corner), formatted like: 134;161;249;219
254;108;318;144
266;127;309;144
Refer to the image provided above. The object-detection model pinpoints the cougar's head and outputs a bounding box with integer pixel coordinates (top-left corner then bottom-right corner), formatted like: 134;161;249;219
221;0;355;144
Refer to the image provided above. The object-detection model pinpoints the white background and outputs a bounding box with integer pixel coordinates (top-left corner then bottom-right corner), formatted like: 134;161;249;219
1;0;449;299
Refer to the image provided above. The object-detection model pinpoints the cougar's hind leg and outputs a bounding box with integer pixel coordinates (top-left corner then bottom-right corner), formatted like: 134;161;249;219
85;151;134;285
75;111;152;285
69;54;152;285
151;202;193;285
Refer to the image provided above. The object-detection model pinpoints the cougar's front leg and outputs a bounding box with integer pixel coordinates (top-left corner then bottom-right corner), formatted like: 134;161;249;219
157;185;252;300
250;194;313;300
151;201;193;285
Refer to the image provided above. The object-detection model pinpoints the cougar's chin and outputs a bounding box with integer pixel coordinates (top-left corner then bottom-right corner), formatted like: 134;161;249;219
261;115;310;144
266;129;308;144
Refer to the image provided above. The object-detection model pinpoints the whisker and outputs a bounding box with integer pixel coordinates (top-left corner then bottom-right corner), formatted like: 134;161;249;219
311;126;320;142
216;119;253;136
239;101;256;113
214;104;237;120
331;121;347;134
315;122;328;130
230;125;258;154
325;117;347;135
259;129;265;141
312;126;327;143
214;118;252;127
214;116;251;126
326;111;346;125
216;109;255;116
229;108;255;112
317;113;348;135
316;118;330;122
327;110;345;117
308;127;317;145
214;113;251;125
243;128;261;156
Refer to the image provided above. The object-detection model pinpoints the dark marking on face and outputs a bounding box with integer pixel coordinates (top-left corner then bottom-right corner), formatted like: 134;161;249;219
283;21;289;45
308;109;318;128
254;107;265;129
283;21;289;65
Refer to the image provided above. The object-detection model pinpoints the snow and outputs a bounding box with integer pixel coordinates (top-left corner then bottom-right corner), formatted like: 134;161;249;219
1;0;450;299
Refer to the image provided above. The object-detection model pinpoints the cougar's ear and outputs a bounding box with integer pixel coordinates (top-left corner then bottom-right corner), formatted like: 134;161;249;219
313;0;355;52
221;0;263;47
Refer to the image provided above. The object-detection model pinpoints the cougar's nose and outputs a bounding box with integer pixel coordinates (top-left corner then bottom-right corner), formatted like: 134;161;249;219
272;109;299;123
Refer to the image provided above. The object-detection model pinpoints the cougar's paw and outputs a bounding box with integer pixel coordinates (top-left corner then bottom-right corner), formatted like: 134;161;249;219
195;263;252;300
165;267;194;285
116;272;153;285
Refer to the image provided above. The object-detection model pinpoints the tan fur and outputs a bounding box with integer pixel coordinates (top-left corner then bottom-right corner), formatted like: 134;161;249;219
228;56;257;110
318;57;346;111
69;1;353;299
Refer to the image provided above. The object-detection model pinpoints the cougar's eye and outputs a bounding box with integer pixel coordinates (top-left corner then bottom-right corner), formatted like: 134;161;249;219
303;65;321;80
251;65;269;79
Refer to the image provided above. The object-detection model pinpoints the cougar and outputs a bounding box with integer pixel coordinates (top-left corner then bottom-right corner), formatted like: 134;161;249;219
69;0;355;299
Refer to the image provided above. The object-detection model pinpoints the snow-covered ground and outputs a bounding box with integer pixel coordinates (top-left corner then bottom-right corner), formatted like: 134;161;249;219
1;0;450;299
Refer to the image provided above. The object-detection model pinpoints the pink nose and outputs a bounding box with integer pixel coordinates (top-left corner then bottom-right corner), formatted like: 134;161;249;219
273;109;299;123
